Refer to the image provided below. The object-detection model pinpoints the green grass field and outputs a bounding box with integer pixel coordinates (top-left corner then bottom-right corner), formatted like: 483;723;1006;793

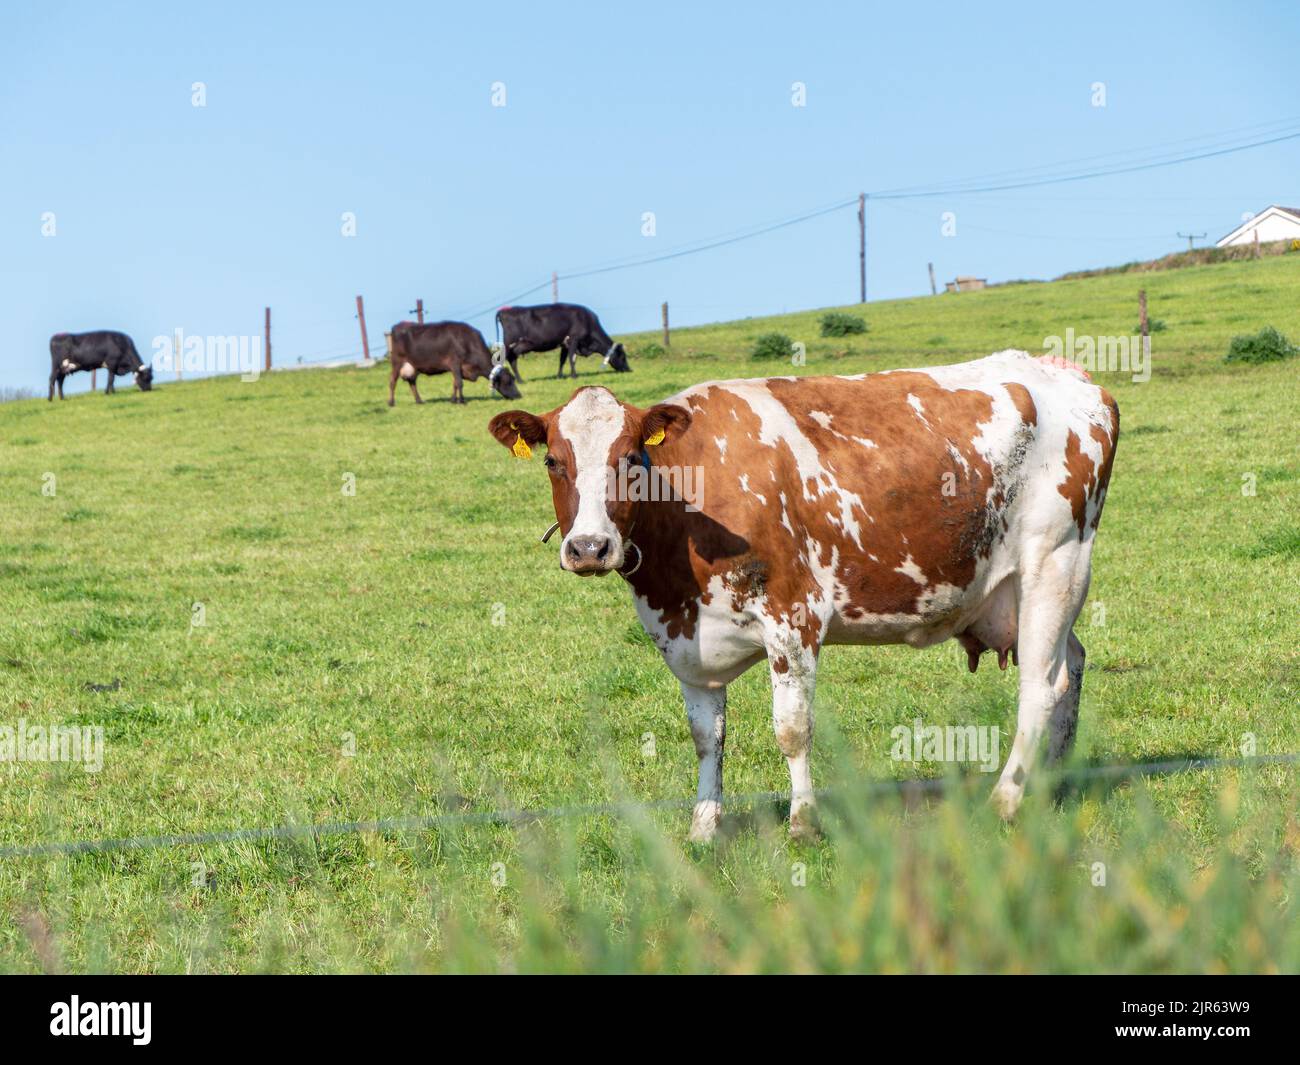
1;254;1297;973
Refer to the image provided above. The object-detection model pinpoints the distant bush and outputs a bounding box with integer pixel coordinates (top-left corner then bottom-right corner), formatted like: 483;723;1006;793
1136;318;1167;333
819;312;867;337
1224;326;1298;365
750;332;793;361
0;387;36;403
636;342;666;360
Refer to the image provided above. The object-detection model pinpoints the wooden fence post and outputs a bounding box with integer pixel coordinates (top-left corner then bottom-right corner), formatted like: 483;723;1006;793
661;301;670;350
356;296;371;361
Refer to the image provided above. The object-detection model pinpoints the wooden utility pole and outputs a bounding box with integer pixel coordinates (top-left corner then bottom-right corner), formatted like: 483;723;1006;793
413;298;424;324
1138;289;1149;338
356;296;371;361
928;262;937;296
858;193;867;303
1253;229;1261;259
264;307;272;374
551;272;558;303
1177;231;1205;252
661;301;670;349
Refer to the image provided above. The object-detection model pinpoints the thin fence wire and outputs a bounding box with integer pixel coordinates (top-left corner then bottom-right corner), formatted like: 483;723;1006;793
2;753;1294;861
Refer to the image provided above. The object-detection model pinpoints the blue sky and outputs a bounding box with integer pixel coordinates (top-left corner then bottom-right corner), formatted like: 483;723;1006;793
3;0;1298;392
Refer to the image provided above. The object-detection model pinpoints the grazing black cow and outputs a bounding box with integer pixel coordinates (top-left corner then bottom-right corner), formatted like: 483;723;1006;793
496;303;631;381
388;320;521;406
48;331;153;400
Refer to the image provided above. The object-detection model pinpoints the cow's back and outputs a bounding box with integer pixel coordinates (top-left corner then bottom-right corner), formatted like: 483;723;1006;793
656;352;1117;643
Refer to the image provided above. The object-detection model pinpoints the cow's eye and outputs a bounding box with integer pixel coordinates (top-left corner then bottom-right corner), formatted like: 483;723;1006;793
543;455;559;473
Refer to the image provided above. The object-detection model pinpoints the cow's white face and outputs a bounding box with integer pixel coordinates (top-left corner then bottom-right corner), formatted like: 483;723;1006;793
488;387;692;576
554;388;629;574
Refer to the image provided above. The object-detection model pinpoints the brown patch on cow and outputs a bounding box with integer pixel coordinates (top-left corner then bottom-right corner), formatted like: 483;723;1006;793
1005;382;1037;426
1089;390;1120;530
771;654;789;674
767;373;1010;618
1057;390;1119;538
1057;429;1095;536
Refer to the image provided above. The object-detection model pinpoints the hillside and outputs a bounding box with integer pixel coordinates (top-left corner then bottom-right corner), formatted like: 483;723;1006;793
0;252;1296;973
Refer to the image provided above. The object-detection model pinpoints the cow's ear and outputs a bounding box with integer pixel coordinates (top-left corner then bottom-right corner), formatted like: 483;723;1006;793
488;410;548;453
640;403;692;447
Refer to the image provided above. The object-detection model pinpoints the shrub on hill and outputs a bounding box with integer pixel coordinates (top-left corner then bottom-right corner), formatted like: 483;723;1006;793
750;332;794;361
1224;326;1298;365
819;312;868;337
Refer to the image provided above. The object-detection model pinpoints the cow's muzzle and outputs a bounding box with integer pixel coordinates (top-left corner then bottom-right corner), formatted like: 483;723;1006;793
563;534;618;575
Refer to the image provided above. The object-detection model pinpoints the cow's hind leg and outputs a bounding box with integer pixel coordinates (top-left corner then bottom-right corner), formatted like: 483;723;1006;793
991;544;1091;819
507;353;523;382
48;372;57;401
682;682;727;842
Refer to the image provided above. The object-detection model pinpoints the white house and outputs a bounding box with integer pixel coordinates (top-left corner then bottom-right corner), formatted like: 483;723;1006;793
1215;205;1300;248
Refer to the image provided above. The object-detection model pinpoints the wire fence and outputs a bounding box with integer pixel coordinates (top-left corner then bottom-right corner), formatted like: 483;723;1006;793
2;753;1294;861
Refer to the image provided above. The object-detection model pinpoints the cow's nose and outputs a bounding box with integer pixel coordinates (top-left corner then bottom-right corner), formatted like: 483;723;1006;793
566;535;612;569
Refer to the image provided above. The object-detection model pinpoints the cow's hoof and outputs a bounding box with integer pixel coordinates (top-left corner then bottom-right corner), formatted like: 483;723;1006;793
789;805;821;842
989;782;1023;821
687;800;721;843
386;400;395;407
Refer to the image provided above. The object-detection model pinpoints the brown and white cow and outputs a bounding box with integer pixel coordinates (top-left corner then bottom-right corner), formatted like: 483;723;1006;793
488;351;1119;841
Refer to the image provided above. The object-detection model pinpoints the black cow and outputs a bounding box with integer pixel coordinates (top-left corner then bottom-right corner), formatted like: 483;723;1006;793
49;331;153;400
496;303;631;381
388;320;521;406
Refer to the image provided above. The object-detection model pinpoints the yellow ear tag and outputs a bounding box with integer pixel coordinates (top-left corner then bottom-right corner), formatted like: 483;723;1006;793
512;434;533;460
644;428;665;447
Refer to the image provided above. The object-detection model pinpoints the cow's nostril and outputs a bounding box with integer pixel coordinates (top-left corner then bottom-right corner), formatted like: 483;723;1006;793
595;538;610;560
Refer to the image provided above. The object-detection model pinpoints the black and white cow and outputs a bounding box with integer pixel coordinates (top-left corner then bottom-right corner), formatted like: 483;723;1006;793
496;303;631;381
49;331;153;400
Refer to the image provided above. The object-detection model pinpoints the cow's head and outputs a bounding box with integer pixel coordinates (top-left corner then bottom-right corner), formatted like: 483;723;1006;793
489;387;691;575
135;365;154;391
603;342;631;373
487;362;521;400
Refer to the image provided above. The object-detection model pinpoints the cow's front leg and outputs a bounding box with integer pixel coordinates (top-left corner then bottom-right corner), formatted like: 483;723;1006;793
768;645;819;840
568;347;578;378
681;681;726;842
105;373;114;394
507;353;523;382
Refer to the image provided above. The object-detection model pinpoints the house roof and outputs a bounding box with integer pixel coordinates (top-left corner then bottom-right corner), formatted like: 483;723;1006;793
1216;205;1300;246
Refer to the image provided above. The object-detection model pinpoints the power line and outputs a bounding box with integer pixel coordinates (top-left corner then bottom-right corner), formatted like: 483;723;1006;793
449;124;1300;324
